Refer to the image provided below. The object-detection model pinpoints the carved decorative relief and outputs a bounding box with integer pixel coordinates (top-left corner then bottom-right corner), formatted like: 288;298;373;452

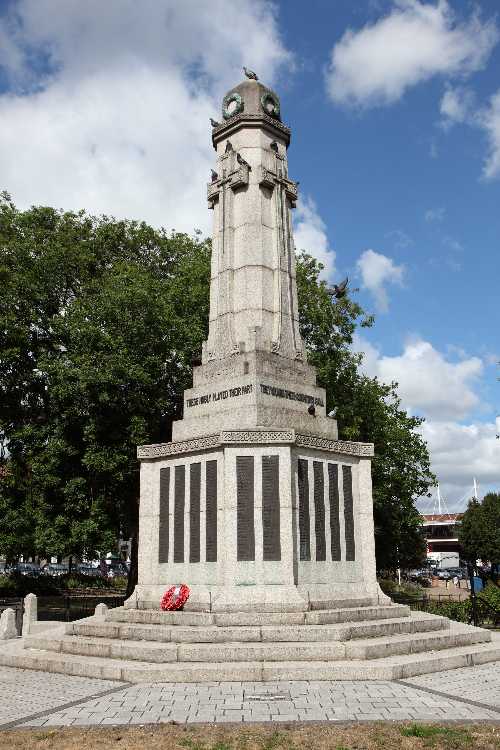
295;434;374;457
137;434;220;459
221;430;295;444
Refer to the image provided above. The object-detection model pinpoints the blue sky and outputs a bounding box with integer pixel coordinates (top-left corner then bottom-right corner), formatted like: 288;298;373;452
0;0;498;508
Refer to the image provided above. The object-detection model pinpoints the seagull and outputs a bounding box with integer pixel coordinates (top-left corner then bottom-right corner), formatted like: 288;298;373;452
243;66;258;80
270;141;278;152
326;277;349;299
211;170;218;182
210;118;220;127
236;152;250;168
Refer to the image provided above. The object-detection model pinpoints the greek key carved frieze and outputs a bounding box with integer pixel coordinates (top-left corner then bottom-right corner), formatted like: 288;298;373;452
220;430;295;444
295;434;374;457
137;434;221;459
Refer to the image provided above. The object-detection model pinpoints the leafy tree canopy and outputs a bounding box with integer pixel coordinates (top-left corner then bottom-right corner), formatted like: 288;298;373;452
459;492;500;565
0;194;434;576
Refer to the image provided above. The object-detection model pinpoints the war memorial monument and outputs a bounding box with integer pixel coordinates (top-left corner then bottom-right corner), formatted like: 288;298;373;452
1;73;498;681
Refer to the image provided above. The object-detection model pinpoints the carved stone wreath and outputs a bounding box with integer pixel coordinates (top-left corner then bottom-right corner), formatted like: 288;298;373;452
261;91;280;120
223;92;244;120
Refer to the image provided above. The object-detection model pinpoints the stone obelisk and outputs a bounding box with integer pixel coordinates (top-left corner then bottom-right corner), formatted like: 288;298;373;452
135;75;387;613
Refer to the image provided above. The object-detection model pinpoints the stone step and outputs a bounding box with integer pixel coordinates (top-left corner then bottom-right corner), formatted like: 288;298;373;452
104;603;410;628
26;619;476;664
68;612;447;644
2;636;499;682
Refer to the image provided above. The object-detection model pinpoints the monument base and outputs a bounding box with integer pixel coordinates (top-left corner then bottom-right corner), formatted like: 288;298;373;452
136;428;381;613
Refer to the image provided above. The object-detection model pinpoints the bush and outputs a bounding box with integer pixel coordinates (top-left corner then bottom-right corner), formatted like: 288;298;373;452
0;574;17;596
378;578;424;599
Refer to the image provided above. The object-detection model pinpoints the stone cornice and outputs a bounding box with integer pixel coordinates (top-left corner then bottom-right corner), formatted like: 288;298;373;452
212;113;291;148
137;430;374;460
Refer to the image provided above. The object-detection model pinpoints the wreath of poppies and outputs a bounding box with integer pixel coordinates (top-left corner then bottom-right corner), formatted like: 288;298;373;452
160;583;190;611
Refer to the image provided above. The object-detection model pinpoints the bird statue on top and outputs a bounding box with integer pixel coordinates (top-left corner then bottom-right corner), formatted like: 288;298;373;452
243;66;258;80
326;277;349;299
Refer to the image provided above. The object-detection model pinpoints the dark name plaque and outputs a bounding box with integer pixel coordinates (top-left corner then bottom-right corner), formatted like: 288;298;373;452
343;464;356;561
328;463;341;561
262;455;281;561
205;460;218;562
186;384;253;408
174;465;185;563
158;467;170;564
260;383;324;407
313;461;326;561
236;456;255;561
297;458;311;561
189;463;201;563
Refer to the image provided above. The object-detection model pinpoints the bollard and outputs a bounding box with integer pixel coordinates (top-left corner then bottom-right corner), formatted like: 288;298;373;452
0;608;18;639
22;593;38;636
95;602;108;618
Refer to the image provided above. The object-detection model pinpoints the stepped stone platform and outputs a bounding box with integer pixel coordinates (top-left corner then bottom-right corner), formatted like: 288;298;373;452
1;599;498;684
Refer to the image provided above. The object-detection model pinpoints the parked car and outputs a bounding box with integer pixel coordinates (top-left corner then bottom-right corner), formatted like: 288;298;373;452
436;569;452;580
41;563;69;577
0;562;10;575
77;564;102;578
10;562;41;577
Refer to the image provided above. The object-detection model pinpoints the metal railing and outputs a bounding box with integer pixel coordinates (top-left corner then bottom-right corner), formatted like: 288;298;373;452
37;594;126;622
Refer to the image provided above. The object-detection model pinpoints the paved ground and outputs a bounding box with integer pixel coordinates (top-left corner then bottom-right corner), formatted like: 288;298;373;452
0;662;499;728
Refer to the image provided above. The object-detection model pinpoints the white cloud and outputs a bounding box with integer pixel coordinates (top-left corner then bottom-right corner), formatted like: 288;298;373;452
356;249;404;312
355;335;483;420
294;196;336;279
440;85;475;127
419;420;499;509
326;0;498;108
353;334;498;508
478;89;500;180
424;206;445;222
0;0;291;232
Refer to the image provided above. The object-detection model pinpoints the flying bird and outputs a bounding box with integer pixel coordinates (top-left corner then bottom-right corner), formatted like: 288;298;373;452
243;66;258;80
326;277;349;299
210;118;220;127
211;170;218;182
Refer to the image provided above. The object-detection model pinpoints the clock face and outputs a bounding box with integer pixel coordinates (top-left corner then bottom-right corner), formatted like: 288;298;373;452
261;92;280;119
223;92;243;120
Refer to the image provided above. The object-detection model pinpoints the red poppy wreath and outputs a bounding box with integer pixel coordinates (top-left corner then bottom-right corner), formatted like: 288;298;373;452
160;583;190;611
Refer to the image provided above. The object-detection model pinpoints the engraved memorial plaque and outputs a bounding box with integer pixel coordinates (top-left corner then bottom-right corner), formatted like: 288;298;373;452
262;455;281;561
297;458;311;561
328;463;341;561
236;455;255;561
158;467;170;564
313;461;326;561
189;462;201;563
342;464;356;561
205;460;218;562
174;464;185;563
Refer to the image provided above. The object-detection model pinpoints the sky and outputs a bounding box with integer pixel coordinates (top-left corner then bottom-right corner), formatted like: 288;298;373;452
0;0;499;510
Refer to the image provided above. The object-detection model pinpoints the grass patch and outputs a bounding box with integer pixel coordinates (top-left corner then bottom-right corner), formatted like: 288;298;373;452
0;722;496;750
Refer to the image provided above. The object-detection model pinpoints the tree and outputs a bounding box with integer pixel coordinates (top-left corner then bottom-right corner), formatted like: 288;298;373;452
0;193;210;592
459;493;500;567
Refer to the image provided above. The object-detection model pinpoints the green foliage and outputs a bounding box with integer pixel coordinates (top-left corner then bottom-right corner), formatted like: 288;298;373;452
400;724;470;741
0;192;210;564
459;493;500;565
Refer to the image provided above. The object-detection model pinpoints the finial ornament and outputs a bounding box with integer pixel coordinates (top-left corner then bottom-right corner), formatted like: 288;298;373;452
210;118;220;127
243;66;258;80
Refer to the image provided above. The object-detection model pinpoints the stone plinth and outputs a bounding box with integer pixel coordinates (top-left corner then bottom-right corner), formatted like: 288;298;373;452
135;429;384;612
